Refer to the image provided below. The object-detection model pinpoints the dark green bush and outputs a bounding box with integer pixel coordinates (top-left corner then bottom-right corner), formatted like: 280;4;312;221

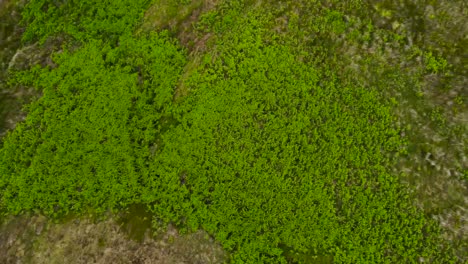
21;0;151;43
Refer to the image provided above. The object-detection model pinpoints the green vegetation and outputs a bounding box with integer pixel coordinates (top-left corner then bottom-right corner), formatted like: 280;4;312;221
20;0;152;43
1;31;186;215
0;0;465;263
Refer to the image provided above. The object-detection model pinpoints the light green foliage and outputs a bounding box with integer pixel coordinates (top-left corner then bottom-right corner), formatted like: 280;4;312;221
1;32;186;216
424;51;448;74
430;107;446;126
148;10;455;262
0;0;461;263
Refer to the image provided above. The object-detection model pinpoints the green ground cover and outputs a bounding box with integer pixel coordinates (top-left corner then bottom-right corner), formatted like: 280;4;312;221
0;0;464;263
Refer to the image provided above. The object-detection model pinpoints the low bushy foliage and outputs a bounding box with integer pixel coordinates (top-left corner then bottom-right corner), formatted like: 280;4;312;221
148;12;455;262
0;0;460;263
1;32;186;216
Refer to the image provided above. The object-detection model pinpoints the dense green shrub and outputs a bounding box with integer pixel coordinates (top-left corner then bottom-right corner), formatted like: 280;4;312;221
0;0;459;263
1;32;186;216
147;12;455;262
